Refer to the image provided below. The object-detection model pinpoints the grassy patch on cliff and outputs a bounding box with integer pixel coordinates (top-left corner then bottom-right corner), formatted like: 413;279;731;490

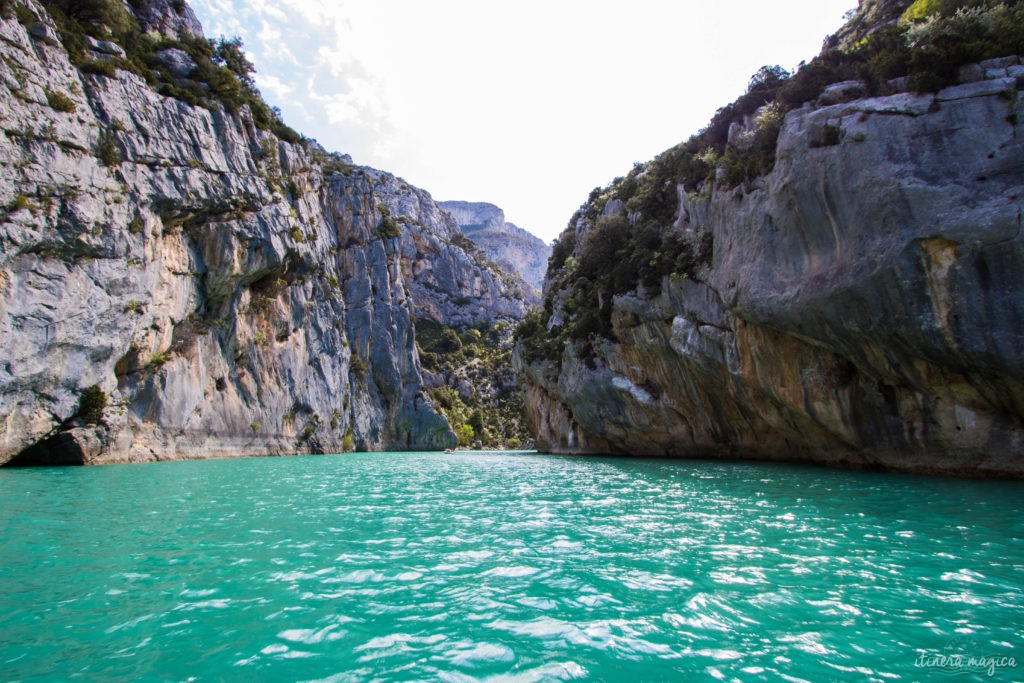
416;319;529;449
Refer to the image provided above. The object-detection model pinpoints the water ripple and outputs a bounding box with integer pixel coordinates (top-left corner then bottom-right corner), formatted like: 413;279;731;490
1;452;1022;680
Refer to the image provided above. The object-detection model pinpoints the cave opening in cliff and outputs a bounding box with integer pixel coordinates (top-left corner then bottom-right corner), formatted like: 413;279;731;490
3;433;88;467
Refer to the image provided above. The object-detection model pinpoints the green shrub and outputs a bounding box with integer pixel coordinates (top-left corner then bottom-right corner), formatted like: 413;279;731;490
45;89;76;113
96;130;120;166
457;423;475;447
149;350;171;367
250;421;261;432
375;216;402;239
903;4;1024;90
468;409;486;440
81;58;118;78
14;4;35;26
902;0;945;23
78;385;107;424
350;354;368;381
341;429;356;452
11;194;33;212
811;124;843;148
515;309;562;364
128;215;144;234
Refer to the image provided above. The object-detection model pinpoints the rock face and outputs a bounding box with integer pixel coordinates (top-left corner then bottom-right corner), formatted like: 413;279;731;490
128;0;204;40
0;0;532;464
370;192;530;329
518;63;1024;477
439;200;551;295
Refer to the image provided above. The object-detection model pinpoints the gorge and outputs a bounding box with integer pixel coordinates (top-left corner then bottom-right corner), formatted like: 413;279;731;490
2;0;1023;478
2;1;1023;680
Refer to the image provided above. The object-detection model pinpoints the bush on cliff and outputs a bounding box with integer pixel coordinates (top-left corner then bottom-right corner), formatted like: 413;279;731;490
78;385;107;425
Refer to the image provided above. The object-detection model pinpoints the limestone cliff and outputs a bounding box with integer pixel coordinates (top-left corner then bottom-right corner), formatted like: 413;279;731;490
439;200;551;296
517;21;1024;475
0;0;526;464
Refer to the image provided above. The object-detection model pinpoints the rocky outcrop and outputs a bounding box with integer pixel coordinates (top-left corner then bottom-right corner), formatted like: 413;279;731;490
128;0;203;40
0;0;535;464
439;200;551;295
518;61;1024;477
352;188;531;329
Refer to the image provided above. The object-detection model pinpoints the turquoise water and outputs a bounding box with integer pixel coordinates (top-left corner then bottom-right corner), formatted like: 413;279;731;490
1;452;1022;682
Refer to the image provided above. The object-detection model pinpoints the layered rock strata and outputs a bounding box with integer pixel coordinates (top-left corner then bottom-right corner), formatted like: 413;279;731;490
519;63;1024;477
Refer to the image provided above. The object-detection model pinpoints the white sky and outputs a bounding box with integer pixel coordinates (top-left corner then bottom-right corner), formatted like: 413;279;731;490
189;0;857;243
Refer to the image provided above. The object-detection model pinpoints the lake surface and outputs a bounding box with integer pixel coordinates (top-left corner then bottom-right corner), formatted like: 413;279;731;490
1;451;1022;682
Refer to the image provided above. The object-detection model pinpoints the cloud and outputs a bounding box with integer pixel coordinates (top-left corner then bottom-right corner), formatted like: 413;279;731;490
189;0;858;242
253;73;292;101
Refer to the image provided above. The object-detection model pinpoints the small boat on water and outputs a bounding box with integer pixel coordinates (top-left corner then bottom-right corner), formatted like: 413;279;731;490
444;448;453;454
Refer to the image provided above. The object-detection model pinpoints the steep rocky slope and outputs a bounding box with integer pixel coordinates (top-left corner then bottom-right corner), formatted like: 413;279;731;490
0;0;527;464
517;1;1024;477
439;200;551;295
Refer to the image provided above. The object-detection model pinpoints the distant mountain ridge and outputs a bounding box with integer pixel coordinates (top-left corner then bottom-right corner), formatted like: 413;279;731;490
439;201;551;294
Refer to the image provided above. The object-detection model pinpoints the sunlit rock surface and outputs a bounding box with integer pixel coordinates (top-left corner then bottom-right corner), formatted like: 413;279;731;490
519;62;1024;477
0;1;529;463
440;200;551;296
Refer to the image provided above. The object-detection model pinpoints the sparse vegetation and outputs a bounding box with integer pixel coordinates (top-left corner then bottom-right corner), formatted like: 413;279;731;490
45;89;76;113
80;58;117;78
417;318;530;448
13;3;34;26
10;194;34;213
96;130;120;166
375;215;402;240
36;0;304;144
78;384;107;424
149;350;171;367
349;354;368;381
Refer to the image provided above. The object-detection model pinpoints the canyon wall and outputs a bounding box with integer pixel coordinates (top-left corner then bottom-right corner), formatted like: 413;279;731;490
518;61;1024;477
439;200;551;295
0;0;527;464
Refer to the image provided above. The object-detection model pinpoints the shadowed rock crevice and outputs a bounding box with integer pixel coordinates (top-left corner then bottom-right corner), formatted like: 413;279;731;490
5;428;96;467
